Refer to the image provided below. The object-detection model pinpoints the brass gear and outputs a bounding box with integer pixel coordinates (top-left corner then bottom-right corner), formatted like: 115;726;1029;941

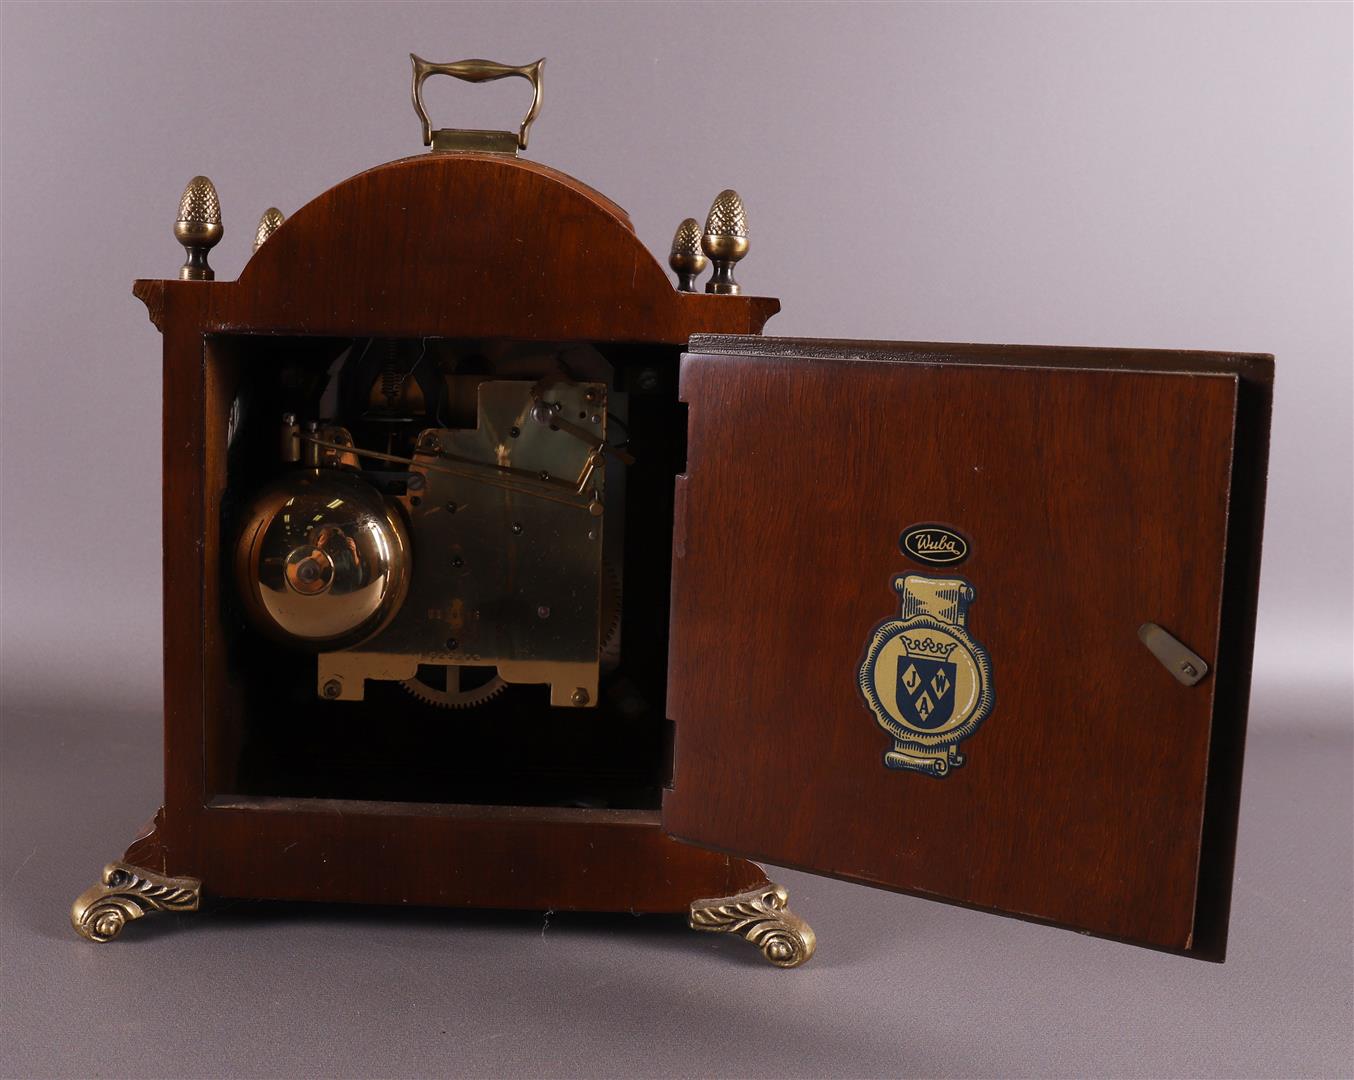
401;665;506;709
402;563;620;706
600;560;622;666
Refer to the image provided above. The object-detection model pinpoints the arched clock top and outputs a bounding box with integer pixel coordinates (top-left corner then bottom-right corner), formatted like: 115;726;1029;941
135;154;779;343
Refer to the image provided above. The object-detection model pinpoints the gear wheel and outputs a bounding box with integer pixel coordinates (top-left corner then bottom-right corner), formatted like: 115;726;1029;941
401;665;507;709
403;562;621;706
600;560;623;667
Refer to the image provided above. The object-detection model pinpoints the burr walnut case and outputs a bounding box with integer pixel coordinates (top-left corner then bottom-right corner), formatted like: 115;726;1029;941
72;57;1271;967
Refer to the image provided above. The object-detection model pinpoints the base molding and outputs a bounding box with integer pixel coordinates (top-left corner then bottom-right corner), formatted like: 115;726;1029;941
76;802;815;965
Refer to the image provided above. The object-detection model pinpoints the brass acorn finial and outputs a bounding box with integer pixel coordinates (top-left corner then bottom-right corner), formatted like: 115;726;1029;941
252;207;286;253
174;175;223;281
701;189;748;295
668;217;707;292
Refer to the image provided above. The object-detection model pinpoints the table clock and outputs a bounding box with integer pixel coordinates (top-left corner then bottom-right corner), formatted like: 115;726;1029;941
71;56;1271;968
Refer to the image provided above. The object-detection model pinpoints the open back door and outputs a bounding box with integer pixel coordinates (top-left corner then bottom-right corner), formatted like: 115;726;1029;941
664;336;1271;957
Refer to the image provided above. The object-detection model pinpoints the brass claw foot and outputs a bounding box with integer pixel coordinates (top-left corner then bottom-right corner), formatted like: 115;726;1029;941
689;882;816;968
71;862;201;942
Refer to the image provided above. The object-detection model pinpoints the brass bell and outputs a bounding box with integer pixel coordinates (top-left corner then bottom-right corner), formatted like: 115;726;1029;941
174;176;223;281
234;469;411;650
668;217;707;292
701;189;748;295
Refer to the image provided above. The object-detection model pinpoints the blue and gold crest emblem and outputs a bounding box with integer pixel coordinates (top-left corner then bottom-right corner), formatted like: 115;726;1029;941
858;575;995;777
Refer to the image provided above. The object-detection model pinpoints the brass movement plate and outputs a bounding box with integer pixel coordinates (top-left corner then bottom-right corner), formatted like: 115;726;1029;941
318;380;606;707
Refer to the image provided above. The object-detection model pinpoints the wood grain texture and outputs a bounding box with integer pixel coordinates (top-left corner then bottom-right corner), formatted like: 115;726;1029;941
125;802;766;913
128;151;779;916
665;339;1271;954
160;286;210;820
136;154;778;343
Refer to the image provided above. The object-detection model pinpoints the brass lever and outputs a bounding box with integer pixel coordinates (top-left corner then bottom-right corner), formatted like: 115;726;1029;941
1138;623;1209;686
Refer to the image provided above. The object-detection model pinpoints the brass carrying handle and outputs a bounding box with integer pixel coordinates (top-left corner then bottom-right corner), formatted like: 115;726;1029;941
410;54;545;151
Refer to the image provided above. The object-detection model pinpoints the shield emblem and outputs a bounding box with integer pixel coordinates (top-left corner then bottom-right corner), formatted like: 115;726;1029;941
859;575;995;777
896;654;956;731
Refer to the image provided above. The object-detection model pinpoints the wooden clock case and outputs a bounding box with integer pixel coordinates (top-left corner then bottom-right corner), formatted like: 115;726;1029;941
71;142;1271;969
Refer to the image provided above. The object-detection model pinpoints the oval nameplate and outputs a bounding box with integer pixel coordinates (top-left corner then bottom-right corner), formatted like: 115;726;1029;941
900;524;970;567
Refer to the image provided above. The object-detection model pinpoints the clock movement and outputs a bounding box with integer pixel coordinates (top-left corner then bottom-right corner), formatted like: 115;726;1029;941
72;56;1272;968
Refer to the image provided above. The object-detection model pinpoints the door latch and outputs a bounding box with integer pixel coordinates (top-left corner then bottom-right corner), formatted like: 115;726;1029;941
1138;623;1210;686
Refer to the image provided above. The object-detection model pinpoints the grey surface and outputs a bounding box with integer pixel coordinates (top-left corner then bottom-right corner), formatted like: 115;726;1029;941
2;2;1351;1078
2;687;1351;1079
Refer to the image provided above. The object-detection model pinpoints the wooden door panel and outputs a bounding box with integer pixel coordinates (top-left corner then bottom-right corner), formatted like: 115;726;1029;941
664;338;1267;954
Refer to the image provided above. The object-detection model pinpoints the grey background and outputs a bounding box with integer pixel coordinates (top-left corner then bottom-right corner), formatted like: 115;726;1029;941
1;2;1350;1077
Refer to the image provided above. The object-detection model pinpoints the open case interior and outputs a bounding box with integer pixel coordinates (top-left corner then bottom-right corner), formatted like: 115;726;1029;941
204;333;686;811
